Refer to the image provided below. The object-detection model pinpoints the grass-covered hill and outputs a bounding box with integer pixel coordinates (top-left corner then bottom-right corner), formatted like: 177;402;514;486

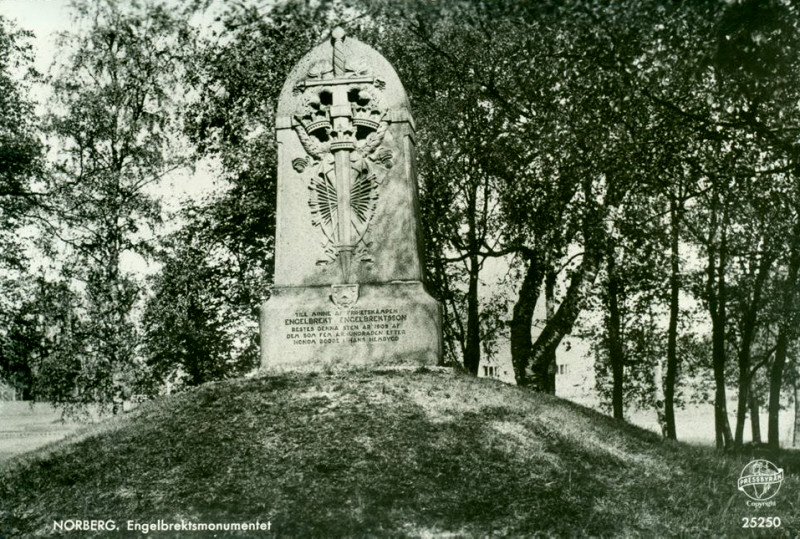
1;368;798;537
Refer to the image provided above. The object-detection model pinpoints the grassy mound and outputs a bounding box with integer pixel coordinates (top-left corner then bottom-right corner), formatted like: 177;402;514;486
1;369;798;537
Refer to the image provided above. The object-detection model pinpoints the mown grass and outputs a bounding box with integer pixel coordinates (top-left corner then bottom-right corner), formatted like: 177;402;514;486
1;368;799;537
0;402;88;463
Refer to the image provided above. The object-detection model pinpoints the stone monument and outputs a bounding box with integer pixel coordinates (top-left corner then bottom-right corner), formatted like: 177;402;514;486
260;27;442;371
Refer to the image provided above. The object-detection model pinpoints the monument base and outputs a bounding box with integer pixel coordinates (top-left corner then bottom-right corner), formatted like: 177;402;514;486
260;281;442;372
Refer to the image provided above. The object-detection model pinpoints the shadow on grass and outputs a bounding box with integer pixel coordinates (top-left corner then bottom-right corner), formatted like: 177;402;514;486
1;371;798;537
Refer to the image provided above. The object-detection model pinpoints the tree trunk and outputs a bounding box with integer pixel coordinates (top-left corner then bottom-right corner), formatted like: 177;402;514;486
529;176;611;391
665;197;681;440
713;339;733;450
749;389;761;444
768;228;800;447
793;376;800;448
432;247;461;365
463;255;481;375
769;329;789;448
606;253;625;421
653;359;668;437
544;266;557;394
709;213;733;450
734;251;772;449
734;337;751;449
528;244;602;390
510;252;543;385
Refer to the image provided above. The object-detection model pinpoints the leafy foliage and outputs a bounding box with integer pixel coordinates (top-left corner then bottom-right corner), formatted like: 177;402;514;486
0;17;42;266
35;0;193;411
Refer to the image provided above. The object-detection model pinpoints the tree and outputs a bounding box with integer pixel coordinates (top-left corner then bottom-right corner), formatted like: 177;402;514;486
0;16;45;372
6;275;88;413
412;67;506;374
376;0;641;383
363;0;511;373
141;227;238;392
0;299;39;400
0;16;47;400
614;0;800;449
711;0;800;449
0;16;43;270
42;0;192;411
768;213;800;447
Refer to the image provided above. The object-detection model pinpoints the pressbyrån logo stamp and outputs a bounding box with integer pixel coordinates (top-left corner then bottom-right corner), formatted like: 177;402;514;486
738;459;784;504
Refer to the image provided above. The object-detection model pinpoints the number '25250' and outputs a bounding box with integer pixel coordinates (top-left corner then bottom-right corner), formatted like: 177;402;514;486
742;517;781;528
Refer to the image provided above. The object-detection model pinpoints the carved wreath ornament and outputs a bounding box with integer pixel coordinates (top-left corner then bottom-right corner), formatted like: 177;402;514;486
291;29;394;275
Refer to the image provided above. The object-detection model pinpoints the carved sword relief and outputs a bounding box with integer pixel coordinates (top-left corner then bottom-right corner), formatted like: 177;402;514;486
291;27;394;299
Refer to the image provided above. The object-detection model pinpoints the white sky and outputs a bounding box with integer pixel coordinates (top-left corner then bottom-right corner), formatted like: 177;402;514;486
0;1;67;73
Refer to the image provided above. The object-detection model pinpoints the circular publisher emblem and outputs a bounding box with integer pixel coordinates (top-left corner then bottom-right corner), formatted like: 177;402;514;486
737;459;784;501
